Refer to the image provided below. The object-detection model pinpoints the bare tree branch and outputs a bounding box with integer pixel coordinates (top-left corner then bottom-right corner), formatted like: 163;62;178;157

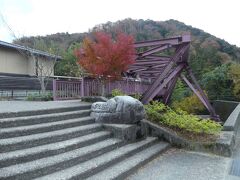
0;12;59;95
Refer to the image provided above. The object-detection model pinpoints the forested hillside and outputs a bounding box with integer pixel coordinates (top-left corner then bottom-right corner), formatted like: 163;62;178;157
14;18;240;104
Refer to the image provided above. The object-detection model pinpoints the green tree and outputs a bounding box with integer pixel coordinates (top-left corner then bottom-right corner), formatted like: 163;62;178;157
189;47;222;80
229;63;240;100
55;43;84;77
32;39;62;55
171;80;191;102
201;64;234;100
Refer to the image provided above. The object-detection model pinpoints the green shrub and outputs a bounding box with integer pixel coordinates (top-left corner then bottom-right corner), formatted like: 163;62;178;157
26;94;34;101
111;89;125;97
111;89;142;100
130;93;142;100
27;93;53;101
171;93;205;114
41;93;53;101
145;101;222;135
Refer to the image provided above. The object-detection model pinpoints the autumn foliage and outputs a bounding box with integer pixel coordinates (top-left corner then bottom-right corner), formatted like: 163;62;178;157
75;32;136;80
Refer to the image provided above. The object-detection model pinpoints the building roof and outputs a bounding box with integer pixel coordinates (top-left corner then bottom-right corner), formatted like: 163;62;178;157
0;40;62;60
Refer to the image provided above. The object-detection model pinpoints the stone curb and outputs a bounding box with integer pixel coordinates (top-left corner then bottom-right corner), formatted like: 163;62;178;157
223;103;240;131
102;124;141;142
81;96;108;103
141;119;235;157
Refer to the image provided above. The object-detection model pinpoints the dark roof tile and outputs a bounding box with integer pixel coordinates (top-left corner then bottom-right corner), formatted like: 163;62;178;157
0;40;62;60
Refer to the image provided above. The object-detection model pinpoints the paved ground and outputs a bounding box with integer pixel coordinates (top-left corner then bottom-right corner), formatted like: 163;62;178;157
1;100;239;179
233;122;240;157
129;122;240;180
228;124;240;179
0;100;90;113
128;148;231;180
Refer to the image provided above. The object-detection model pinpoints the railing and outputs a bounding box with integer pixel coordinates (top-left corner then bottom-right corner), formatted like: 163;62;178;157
83;78;150;96
53;77;151;100
53;78;84;100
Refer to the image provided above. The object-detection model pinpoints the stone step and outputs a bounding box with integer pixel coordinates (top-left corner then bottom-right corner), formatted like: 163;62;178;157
87;142;170;180
0;116;95;138
0;138;124;180
0;131;112;168
35;137;158;180
0;109;91;128
0;124;103;153
0;104;91;119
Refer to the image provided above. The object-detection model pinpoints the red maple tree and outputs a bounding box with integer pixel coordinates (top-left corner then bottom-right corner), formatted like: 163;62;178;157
75;32;136;81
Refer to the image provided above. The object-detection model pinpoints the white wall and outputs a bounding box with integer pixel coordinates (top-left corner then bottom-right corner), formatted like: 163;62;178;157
0;47;28;75
0;47;55;76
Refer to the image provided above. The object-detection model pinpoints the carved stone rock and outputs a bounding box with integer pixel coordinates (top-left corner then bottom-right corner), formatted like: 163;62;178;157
91;96;145;124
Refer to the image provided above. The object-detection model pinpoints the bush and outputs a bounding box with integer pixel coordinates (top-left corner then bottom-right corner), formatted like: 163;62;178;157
171;93;205;114
27;93;53;101
111;89;125;97
145;101;222;135
130;93;142;100
111;89;142;100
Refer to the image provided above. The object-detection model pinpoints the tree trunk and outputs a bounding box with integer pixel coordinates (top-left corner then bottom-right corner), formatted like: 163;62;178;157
101;81;105;97
39;76;46;95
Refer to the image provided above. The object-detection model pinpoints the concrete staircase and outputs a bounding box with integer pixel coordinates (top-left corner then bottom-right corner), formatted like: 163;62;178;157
0;104;170;180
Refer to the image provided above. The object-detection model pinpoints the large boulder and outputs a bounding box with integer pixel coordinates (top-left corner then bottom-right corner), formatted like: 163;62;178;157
91;96;145;124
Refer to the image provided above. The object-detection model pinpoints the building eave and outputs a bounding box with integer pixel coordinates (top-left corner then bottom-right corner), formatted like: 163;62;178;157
0;40;62;60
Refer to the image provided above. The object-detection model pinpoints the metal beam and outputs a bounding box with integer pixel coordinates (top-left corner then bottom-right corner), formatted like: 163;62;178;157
139;45;171;57
129;65;166;71
139;70;164;74
141;43;190;103
128;65;166;73
137;56;170;62
134;36;181;48
183;68;220;121
141;60;175;104
134;60;169;65
162;76;179;104
144;55;170;59
128;35;219;120
181;75;208;108
144;64;185;104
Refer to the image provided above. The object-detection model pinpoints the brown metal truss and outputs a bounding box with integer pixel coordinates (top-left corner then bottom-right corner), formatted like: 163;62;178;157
128;35;220;121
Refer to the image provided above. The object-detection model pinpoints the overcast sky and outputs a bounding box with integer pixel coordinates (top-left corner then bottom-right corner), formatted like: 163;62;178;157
0;0;239;47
